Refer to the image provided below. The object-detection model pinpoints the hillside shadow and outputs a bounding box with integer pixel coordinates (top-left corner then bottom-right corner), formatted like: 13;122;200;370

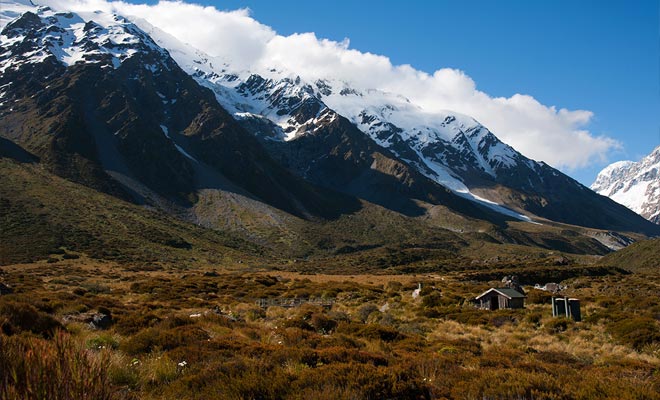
0;136;38;163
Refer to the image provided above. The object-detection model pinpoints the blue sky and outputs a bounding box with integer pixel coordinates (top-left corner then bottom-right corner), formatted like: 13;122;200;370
129;0;659;185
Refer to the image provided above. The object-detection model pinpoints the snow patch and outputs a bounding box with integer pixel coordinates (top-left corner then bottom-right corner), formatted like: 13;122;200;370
160;124;198;162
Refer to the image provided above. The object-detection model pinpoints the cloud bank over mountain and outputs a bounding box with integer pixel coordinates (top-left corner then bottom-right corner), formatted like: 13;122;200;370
42;0;620;170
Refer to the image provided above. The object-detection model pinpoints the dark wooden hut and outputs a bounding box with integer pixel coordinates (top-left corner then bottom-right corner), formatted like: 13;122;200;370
475;288;525;310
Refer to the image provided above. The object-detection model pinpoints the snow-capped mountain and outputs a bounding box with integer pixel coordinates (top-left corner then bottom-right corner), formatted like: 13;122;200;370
0;0;168;73
0;1;362;220
132;21;540;218
1;0;658;236
592;146;660;224
128;20;531;220
136;22;660;232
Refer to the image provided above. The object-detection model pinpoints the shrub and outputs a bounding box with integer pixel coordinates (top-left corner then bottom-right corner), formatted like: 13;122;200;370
233;303;265;321
525;311;543;326
293;362;427;399
609;317;660;350
535;350;580;365
282;318;314;332
355;324;404;342
357;303;379;323
120;325;209;355
0;301;62;338
159;315;194;329
81;283;110;294
544;318;571;334
316;347;388;366
421;291;444;308
385;281;403;292
489;314;517;328
434;308;490;325
309;313;337;334
119;328;160;355
114;312;161;336
526;289;553;305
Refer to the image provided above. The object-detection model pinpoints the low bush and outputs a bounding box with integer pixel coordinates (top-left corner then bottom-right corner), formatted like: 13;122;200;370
356;303;380;323
544;317;572;334
114;312;161;336
355;324;404;342
421;291;444;308
526;289;553;305
120;325;209;355
309;313;337;334
0;301;62;338
609;317;660;351
525;311;543;326
282;318;314;331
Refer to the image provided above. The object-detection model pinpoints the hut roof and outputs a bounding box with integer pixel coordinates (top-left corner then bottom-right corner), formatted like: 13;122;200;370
476;287;526;300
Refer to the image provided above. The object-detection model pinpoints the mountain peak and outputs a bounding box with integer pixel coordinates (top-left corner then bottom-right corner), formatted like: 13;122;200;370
0;5;169;73
592;146;660;224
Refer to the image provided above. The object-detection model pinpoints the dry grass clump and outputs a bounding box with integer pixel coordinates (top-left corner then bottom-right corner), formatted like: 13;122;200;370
0;331;116;400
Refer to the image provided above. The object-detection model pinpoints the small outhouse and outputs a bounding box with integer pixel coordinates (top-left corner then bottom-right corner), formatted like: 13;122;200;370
475;288;526;310
552;297;581;321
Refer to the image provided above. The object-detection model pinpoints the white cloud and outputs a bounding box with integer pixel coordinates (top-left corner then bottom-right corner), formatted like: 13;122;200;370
39;0;620;169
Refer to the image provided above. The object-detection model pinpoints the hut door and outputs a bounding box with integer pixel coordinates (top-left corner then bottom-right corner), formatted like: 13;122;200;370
490;296;499;310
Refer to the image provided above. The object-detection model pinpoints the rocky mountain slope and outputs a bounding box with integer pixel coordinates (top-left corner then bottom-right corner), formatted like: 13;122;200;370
592;146;660;224
0;3;363;221
135;20;659;235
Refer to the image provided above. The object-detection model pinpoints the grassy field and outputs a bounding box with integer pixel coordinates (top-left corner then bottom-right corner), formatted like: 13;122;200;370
0;255;658;399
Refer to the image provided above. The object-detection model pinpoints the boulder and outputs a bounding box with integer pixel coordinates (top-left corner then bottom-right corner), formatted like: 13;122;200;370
0;282;13;295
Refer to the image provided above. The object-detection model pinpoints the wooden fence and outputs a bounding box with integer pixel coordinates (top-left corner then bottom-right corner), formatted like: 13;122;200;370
255;298;334;309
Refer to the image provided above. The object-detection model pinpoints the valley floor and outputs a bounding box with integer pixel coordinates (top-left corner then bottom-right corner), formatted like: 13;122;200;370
0;256;659;399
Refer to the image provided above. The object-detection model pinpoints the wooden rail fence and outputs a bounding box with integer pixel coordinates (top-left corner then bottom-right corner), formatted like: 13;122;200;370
255;298;334;309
